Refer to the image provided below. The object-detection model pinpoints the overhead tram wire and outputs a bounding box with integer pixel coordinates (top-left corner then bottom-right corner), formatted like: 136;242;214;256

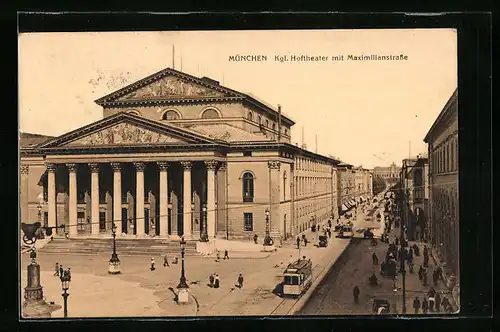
47;190;340;230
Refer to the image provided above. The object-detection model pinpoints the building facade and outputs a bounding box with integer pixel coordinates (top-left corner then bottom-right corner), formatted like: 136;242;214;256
423;88;459;296
20;67;342;242
401;156;429;242
373;162;401;179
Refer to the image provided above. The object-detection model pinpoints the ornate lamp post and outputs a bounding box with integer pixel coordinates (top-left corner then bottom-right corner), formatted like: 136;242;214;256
263;208;272;246
108;221;121;274
200;206;209;242
177;237;189;303
21;222;62;318
60;269;71;318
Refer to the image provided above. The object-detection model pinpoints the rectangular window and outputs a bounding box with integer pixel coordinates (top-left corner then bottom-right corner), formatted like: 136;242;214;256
243;151;252;157
77;211;86;231
244;213;253;231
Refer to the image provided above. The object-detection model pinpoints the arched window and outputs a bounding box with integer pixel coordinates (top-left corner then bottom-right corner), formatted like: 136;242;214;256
272;123;276;131
265;119;269;127
162;110;181;120
247;111;253;121
201;108;221;119
242;172;254;202
127;110;141;116
284;128;288;136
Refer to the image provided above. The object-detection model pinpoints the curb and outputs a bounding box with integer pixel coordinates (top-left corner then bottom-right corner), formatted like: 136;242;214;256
289;239;354;314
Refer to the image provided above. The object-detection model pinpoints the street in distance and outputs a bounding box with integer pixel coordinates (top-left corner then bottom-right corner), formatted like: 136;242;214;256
228;54;409;62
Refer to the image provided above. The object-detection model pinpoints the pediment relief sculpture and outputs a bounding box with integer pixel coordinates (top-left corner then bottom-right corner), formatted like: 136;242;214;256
65;122;184;146
120;76;225;100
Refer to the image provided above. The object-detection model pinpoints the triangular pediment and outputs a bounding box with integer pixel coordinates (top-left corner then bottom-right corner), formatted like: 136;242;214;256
117;75;226;101
95;68;243;105
65;121;187;146
38;112;218;149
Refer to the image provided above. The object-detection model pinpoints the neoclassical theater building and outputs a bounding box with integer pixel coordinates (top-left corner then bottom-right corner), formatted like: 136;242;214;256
20;67;345;241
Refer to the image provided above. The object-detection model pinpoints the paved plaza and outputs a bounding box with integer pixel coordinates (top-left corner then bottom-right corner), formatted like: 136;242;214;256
21;210;368;318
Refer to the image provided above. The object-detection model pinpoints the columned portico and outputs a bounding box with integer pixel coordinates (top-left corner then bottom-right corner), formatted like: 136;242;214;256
89;163;100;235
205;160;217;239
134;162;146;236
157;161;169;238
181;161;192;238
111;162;122;235
67;163;78;237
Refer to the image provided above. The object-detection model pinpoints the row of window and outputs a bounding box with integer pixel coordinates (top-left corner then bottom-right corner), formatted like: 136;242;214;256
127;108;222;120
295;157;331;173
431;136;458;174
247;112;288;136
295;176;333;197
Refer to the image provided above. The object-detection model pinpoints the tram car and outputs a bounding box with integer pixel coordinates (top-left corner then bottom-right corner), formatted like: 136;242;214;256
282;258;313;297
337;225;354;238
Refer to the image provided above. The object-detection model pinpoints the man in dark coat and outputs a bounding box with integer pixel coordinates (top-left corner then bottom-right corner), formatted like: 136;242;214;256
237;273;244;288
372;252;379;265
353;286;360;304
413;244;420;256
435;292;442;311
59;264;64;278
413;297;421;314
433;269;439;286
296;236;300;249
422;298;429;314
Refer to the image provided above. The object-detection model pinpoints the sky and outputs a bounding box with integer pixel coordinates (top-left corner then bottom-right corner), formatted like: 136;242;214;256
18;29;457;169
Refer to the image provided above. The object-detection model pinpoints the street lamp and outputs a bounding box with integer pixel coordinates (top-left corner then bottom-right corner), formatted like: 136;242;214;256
177;237;189;289
176;237;189;303
60;268;71;318
264;208;272;246
200;206;208;242
108;221;121;274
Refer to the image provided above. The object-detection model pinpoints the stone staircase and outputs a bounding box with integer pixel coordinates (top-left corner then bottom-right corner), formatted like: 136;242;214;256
38;237;199;256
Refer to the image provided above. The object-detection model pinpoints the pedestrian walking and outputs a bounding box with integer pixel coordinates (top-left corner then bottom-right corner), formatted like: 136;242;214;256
413;297;421;314
422;271;428;286
409;247;414;261
59;264;63;278
423;245;429;257
372;252;379;265
214;274;220;288
435;292;442;312
216;250;221;262
352;286;360;304
163;254;169;267
209;273;215;287
150;258;156;271
253;234;258;244
422;298;429;314
54;262;59;277
173;257;178;264
224;249;229;260
441;296;450;311
428;296;435;312
237;273;244;288
67;268;71;279
433;270;439;286
428;287;436;298
413;244;420;256
423;254;429;268
418;265;425;280
296;236;300;249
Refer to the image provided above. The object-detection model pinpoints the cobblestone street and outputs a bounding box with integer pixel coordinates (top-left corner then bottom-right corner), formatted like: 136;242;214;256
298;225;457;315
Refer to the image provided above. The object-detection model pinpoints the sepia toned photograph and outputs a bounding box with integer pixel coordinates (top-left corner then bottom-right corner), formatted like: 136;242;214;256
19;28;459;318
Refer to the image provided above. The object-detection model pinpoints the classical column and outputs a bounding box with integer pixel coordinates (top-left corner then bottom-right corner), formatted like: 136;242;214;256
89;163;100;236
111;163;122;235
181;161;192;238
134;162;146;236
216;162;227;238
157;162;169;237
205;160;218;239
66;163;78;238
20;165;29;223
46;164;57;229
268;160;281;236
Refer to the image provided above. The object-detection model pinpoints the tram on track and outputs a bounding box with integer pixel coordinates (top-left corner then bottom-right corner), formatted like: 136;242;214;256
282;258;313;297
